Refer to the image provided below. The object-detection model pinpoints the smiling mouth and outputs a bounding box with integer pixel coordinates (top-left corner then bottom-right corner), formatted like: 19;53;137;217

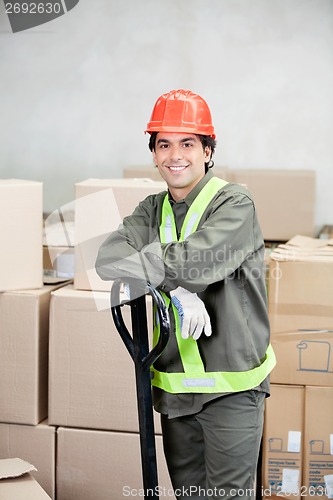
167;165;188;172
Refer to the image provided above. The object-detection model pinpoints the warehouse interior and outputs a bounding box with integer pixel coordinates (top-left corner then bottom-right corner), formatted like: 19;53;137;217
0;0;333;499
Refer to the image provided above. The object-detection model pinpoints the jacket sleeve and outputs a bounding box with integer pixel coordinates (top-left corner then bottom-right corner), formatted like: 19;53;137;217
95;195;166;288
96;187;261;294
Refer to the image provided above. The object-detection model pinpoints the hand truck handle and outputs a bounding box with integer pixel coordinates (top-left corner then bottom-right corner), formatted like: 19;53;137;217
110;278;170;499
110;278;170;370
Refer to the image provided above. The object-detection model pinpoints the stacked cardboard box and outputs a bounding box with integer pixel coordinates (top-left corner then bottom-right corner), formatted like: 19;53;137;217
2;177;174;498
49;285;173;500
269;236;333;388
262;235;333;500
226;170;316;241
263;385;304;499
74;177;167;291
0;180;60;498
0;458;52;499
303;387;333;498
123;164;166;181
0;179;43;291
2;175;324;499
46;178;175;499
0;285;64;426
263;386;333;500
56;428;173;500
48;284;161;433
269;235;333;336
123;167;316;242
0;421;55;497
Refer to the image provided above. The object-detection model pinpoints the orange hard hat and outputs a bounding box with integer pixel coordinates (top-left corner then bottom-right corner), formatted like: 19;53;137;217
145;89;216;139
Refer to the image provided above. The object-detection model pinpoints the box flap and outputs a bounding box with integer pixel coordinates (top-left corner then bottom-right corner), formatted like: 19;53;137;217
0;458;37;479
0;458;52;500
271;235;333;262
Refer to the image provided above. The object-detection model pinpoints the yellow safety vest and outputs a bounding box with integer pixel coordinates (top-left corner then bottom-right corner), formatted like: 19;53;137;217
151;176;276;394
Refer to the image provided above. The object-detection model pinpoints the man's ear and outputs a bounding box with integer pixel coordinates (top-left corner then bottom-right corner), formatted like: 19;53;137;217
204;146;212;161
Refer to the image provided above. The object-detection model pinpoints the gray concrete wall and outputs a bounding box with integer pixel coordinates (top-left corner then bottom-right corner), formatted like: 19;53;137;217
0;0;332;229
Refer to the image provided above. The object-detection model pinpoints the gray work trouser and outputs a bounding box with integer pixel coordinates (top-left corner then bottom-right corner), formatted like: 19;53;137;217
161;390;265;500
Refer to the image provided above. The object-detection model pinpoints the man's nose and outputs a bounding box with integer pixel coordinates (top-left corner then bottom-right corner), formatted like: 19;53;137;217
170;145;183;161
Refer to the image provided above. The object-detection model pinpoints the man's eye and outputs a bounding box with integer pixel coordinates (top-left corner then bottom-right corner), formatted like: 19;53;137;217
183;142;192;147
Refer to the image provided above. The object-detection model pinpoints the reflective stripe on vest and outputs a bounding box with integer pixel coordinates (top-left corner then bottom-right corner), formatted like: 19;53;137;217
151;176;276;394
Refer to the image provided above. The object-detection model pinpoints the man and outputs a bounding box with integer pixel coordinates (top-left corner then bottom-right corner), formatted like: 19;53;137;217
96;89;276;499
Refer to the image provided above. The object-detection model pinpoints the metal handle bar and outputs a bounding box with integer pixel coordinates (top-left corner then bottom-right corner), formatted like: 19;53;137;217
110;278;170;370
110;277;170;499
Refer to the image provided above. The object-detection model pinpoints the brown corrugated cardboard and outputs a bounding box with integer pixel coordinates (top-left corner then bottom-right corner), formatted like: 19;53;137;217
48;284;162;433
0;284;65;425
0;179;43;291
0;458;51;499
268;237;333;334
270;329;333;387
0;457;36;479
123;165;164;181
56;427;174;500
0;420;55;498
270;235;333;260
303;387;333;499
262;385;304;500
74;178;167;291
226;170;316;241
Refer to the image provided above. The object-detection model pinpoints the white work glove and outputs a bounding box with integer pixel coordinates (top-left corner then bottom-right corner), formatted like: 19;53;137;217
170;287;212;340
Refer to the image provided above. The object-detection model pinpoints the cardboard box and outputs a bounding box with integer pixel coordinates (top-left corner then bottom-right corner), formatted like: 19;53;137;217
303;387;333;499
0;179;43;291
0;284;65;425
0;420;55;498
56;427;174;500
48;285;162;433
268;237;333;334
43;207;75;281
123;169;316;241
262;385;304;499
0;458;51;499
123;165;164;181
226;170;316;241
74;178;167;291
270;329;333;387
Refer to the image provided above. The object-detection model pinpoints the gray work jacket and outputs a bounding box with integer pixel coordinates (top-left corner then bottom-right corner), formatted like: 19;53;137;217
96;170;271;418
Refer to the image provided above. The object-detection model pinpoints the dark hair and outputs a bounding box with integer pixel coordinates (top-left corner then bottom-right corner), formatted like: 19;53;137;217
148;132;216;169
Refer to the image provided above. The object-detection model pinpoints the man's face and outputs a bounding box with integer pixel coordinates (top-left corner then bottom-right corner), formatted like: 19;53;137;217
152;133;211;201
